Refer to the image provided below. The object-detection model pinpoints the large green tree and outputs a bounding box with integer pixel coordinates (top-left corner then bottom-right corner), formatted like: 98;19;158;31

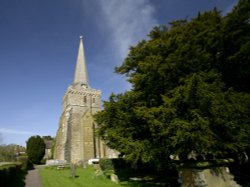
95;0;250;168
26;135;45;164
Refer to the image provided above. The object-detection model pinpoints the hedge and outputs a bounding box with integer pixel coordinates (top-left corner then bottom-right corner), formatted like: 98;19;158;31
0;162;22;186
17;155;34;170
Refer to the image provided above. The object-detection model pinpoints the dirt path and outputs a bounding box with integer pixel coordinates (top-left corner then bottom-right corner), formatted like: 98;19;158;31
25;165;44;187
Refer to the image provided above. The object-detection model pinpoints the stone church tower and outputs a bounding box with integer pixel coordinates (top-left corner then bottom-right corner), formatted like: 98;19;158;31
54;37;107;163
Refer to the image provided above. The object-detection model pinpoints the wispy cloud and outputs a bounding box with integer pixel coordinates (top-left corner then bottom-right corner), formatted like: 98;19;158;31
99;0;158;59
222;1;238;15
0;128;37;135
0;133;3;144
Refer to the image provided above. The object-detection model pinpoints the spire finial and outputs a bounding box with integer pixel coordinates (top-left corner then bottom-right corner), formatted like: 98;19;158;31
79;35;83;39
73;36;89;88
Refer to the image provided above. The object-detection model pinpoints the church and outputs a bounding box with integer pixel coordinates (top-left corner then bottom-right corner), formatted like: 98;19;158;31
54;37;111;163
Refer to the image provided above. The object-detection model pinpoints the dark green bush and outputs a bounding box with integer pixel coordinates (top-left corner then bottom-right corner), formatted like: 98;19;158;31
99;158;130;177
100;158;128;171
26;135;45;164
99;159;114;171
40;158;46;165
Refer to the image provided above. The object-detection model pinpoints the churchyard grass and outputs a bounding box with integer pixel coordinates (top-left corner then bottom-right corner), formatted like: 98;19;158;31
40;165;179;187
40;166;123;187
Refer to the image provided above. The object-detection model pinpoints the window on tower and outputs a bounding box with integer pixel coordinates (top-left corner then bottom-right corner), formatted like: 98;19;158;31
84;96;87;103
93;98;95;103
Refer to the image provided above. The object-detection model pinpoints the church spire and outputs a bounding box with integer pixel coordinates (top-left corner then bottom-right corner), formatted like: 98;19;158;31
73;36;89;88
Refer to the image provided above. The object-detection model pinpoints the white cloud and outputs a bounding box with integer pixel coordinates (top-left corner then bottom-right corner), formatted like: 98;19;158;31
222;1;238;15
0;128;37;135
99;0;158;59
0;133;3;144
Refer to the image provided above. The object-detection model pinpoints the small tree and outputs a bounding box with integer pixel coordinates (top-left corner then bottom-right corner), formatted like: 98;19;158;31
26;135;45;164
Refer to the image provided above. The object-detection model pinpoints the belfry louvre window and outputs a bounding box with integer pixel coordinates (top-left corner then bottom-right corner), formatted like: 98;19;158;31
93;98;95;103
84;96;87;103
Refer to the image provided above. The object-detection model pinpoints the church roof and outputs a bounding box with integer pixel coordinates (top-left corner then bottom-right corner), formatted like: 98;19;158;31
73;36;89;88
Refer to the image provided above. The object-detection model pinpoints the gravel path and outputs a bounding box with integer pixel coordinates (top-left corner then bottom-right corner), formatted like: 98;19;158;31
25;165;44;187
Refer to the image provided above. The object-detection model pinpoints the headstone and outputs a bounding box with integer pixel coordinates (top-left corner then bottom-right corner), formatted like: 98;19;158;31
111;173;119;184
70;163;76;178
46;159;67;166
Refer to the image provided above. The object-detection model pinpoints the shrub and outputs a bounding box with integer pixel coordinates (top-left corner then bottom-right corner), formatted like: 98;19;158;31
99;158;130;177
26;135;45;164
17;154;33;170
99;159;114;171
40;158;46;165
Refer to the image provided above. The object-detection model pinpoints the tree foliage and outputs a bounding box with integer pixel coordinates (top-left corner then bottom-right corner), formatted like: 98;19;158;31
26;135;45;164
95;0;250;167
0;141;26;162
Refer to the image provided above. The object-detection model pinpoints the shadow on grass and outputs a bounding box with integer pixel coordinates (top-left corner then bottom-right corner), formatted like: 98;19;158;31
115;168;179;187
70;175;80;178
100;158;180;186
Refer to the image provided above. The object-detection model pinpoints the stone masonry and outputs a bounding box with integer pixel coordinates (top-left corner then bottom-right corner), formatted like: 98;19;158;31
54;37;107;163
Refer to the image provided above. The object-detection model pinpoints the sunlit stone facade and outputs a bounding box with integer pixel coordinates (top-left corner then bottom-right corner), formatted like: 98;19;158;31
54;37;108;163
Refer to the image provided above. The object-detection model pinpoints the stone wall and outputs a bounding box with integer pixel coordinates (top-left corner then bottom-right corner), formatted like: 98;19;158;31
54;85;107;164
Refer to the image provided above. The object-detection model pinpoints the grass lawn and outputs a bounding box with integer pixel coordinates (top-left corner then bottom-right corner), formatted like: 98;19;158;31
40;166;123;187
40;165;179;187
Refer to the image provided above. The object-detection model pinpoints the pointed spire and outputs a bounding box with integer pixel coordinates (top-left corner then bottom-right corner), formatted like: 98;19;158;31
73;36;89;88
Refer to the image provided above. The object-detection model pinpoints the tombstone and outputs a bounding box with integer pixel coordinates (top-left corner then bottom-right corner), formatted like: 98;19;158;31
70;163;76;178
110;173;119;184
46;159;66;166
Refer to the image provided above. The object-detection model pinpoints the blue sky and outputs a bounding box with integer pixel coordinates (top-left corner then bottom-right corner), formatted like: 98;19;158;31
0;0;238;146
